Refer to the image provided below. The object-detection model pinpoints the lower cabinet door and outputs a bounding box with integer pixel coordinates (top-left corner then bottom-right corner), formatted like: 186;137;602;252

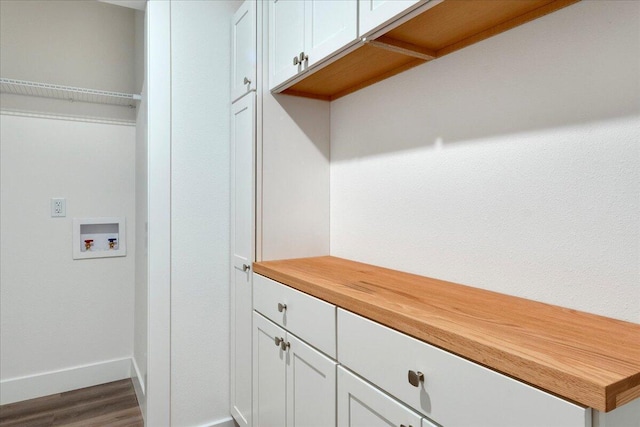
287;334;337;427
338;366;424;427
253;312;286;427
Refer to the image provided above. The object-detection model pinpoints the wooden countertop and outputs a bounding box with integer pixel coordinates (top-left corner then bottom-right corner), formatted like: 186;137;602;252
253;256;640;412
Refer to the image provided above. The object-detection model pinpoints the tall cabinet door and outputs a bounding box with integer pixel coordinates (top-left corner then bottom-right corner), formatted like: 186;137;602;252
232;0;257;102
230;93;255;427
304;0;357;68
254;313;287;427
268;0;305;90
286;334;337;427
337;367;423;427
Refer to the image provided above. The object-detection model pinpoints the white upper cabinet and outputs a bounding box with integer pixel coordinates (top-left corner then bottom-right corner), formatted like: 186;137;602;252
269;0;305;90
305;0;358;68
358;0;425;37
232;0;257;103
269;0;357;90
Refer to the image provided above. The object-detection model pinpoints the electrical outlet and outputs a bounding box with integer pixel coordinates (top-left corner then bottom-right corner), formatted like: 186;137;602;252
51;198;66;217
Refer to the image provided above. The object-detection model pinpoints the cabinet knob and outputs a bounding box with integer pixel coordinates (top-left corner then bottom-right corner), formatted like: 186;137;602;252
242;264;251;272
274;336;283;347
277;302;287;313
293;56;299;66
243;76;251;85
400;425;413;427
408;370;424;387
299;51;308;63
280;340;290;351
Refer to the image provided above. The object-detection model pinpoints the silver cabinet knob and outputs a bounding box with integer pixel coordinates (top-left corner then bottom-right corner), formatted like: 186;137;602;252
294;52;308;66
277;302;287;313
280;340;290;351
408;370;424;387
243;76;251;85
274;337;283;346
242;264;250;272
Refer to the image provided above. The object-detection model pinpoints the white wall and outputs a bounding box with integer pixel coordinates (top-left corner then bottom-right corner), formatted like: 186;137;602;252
259;0;331;261
132;6;148;418
170;1;238;425
133;35;148;427
0;0;137;122
330;1;640;323
0;115;136;402
0;0;135;93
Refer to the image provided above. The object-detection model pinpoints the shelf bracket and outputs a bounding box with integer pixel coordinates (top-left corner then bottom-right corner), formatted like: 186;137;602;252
365;36;436;61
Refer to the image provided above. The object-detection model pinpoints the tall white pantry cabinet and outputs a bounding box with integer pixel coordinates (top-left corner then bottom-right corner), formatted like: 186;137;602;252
229;1;256;427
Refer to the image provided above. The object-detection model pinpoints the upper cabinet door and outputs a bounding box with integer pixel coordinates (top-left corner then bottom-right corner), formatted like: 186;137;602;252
269;0;305;90
305;0;357;68
359;0;424;37
232;0;257;103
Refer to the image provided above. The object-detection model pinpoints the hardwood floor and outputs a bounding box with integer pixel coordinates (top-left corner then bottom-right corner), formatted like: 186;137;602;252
0;379;143;427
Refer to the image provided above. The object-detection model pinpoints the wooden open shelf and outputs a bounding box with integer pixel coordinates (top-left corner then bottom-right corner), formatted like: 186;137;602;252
281;0;580;101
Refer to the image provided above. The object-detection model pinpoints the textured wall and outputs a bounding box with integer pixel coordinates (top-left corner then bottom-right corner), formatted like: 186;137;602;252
170;1;238;425
0;115;136;383
330;1;640;322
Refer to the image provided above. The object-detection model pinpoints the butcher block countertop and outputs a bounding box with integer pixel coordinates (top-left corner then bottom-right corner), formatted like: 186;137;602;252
253;256;640;413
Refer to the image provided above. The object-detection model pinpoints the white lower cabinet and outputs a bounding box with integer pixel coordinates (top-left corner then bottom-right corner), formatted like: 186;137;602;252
338;366;434;427
253;312;337;427
337;309;591;427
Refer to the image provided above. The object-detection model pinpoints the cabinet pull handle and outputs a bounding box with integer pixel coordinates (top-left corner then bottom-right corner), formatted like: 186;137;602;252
299;51;308;63
243;77;251;85
408;370;424;387
277;302;287;312
274;337;283;346
280;340;290;351
242;264;251;272
293;56;299;65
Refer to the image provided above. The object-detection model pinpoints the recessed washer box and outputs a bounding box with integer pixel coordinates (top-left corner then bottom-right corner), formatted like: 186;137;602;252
73;217;126;259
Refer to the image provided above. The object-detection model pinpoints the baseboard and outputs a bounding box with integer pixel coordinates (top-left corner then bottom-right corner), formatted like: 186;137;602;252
194;416;236;427
130;356;146;423
0;357;132;405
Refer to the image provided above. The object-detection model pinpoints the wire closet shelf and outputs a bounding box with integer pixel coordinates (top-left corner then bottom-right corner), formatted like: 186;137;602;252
0;78;141;107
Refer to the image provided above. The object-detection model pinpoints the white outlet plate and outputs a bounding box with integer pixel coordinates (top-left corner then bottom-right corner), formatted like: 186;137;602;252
51;198;66;217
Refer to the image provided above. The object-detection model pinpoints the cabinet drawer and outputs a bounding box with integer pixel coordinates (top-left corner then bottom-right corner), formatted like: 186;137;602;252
338;309;590;427
254;273;336;357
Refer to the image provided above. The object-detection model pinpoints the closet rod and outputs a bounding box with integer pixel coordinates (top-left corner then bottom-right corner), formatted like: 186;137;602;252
0;78;141;107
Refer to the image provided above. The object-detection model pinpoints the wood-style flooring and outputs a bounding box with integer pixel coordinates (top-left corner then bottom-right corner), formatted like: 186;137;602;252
0;379;143;427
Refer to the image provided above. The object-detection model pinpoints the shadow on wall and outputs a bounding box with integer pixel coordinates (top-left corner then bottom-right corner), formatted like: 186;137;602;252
272;93;331;161
329;0;640;161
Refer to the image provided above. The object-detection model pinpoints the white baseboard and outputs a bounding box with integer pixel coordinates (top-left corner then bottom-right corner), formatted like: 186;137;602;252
194;416;236;427
0;357;132;405
130;356;146;423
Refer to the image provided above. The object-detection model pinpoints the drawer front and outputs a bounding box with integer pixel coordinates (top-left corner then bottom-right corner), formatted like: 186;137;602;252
254;273;336;357
338;309;590;427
